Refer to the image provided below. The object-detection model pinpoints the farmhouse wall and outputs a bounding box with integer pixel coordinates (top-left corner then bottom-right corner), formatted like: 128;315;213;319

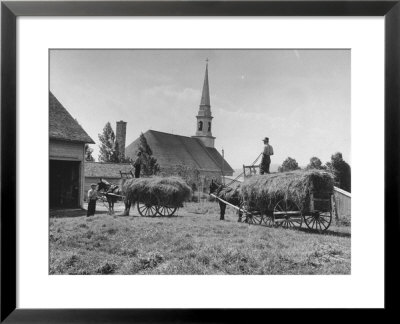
50;139;85;161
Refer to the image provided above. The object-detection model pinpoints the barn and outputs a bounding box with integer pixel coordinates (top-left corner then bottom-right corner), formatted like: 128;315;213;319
49;92;95;208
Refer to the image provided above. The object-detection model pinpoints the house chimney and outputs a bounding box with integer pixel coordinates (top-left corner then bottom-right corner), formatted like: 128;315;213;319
116;120;127;160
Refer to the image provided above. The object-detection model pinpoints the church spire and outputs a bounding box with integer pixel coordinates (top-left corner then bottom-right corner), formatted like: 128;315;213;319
200;61;210;107
192;60;215;148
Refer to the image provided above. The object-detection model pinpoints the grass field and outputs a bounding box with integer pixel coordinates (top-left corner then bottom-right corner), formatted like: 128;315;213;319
49;201;351;275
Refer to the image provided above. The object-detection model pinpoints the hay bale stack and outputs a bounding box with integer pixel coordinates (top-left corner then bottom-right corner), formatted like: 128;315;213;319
122;176;192;207
240;170;334;211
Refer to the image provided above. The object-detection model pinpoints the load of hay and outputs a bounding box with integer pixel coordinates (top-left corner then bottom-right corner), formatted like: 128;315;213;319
122;176;192;207
240;170;334;211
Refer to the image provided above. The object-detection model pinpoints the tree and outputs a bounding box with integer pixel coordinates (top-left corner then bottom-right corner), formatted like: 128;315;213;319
98;122;118;162
325;152;351;192
306;156;325;170
278;157;300;172
85;144;95;162
98;122;131;163
137;133;160;176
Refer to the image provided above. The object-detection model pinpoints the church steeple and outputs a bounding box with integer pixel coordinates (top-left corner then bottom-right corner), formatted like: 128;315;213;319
200;62;210;107
192;60;215;148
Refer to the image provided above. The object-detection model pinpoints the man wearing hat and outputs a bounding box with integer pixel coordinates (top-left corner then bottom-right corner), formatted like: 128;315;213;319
87;183;99;217
260;137;274;175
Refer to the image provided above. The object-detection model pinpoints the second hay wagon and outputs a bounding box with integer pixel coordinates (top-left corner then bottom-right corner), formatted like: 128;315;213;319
239;190;334;231
213;170;335;232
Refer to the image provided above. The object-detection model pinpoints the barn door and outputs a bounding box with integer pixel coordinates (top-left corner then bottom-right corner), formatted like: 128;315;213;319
50;160;80;208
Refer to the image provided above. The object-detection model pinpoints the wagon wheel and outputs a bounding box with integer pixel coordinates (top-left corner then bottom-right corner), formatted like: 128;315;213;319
261;213;275;227
157;205;177;217
246;212;263;225
157;198;178;217
273;199;303;229
304;210;332;232
137;202;158;217
239;201;259;224
238;201;248;223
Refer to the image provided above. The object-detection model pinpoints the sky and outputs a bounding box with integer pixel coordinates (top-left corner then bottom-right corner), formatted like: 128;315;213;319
50;49;350;169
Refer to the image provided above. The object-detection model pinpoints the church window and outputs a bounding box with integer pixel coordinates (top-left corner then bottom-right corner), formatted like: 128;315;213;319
198;121;203;131
208;122;211;132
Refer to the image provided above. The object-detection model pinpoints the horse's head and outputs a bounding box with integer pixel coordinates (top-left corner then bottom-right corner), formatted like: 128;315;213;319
97;178;110;192
209;179;223;194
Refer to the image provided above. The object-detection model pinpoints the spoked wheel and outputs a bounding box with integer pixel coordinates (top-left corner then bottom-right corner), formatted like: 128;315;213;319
157;205;177;217
261;214;275;227
273;199;303;229
156;197;178;217
238;202;258;224
304;210;332;232
137;202;158;217
246;212;263;225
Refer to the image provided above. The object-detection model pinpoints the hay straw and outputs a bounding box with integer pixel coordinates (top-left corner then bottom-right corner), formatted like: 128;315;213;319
240;170;334;211
122;176;192;207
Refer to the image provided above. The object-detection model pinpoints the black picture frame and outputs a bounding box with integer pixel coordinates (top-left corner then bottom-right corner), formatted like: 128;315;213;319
1;0;399;322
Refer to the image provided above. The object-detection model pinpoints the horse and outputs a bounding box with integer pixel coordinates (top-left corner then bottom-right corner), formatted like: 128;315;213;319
97;178;123;215
209;179;243;221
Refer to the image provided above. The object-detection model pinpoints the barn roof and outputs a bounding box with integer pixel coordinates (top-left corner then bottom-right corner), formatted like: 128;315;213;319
85;162;132;178
125;130;234;175
49;92;95;144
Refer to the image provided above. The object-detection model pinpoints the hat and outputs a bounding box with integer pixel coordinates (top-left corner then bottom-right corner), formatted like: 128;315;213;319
91;183;97;187
262;137;269;142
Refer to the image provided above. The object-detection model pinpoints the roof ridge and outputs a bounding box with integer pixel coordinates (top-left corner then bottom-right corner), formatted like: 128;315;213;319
148;129;195;140
86;162;132;165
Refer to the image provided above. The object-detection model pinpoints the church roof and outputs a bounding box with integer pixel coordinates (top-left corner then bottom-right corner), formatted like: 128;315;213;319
49;92;95;144
125;130;234;175
200;63;210;107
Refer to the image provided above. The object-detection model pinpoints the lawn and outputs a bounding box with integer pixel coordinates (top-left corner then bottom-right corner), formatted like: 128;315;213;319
49;201;351;275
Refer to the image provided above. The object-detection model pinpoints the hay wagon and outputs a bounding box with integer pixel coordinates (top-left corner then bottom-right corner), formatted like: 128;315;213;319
122;176;192;217
213;170;335;232
238;190;334;231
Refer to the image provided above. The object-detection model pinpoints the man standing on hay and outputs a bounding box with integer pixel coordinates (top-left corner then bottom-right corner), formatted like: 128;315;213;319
260;137;274;175
132;151;143;178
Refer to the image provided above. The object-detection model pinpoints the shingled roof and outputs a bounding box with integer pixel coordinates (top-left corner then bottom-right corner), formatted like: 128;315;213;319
49;92;95;144
125;130;234;175
85;162;133;178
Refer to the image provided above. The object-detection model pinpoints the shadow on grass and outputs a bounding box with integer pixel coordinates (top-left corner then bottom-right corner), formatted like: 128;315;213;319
228;219;351;238
113;213;185;218
49;209;110;218
296;227;351;238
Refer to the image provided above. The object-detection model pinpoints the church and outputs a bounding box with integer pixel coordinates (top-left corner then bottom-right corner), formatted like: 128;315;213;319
124;63;234;186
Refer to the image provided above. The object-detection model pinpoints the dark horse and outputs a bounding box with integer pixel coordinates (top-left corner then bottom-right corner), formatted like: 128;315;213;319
209;179;243;221
97;178;122;215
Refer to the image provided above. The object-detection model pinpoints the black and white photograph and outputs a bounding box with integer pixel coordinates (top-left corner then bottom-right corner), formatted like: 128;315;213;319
49;49;351;275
